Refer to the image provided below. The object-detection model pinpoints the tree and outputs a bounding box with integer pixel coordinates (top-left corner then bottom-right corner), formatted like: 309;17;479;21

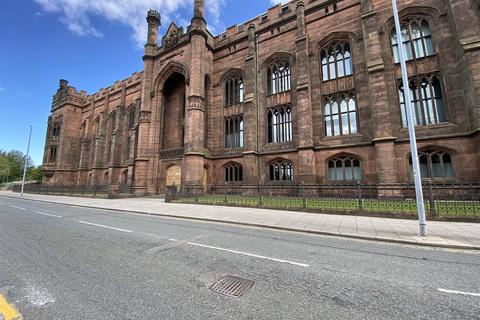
27;166;43;182
0;150;35;183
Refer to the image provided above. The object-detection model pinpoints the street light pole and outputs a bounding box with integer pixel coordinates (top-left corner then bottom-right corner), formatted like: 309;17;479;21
391;0;427;236
21;125;32;197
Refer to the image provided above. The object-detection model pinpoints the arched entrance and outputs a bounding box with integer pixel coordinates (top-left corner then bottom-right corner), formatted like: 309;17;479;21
166;165;182;187
162;73;186;150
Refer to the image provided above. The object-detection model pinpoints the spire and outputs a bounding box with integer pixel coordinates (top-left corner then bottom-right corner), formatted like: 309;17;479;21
194;0;205;20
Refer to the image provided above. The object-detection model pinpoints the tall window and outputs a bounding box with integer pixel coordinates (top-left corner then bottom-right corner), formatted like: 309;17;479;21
52;123;61;139
328;156;362;181
398;75;445;127
49;146;58;162
269;160;294;181
224;76;244;106
128;107;136;129
391;18;435;63
324;93;358;136
106;112;116;163
225;163;243;182
321;42;352;81
410;150;454;179
224;115;244;148
267;60;291;95
80;122;87;139
268;105;292;143
94;117;100;137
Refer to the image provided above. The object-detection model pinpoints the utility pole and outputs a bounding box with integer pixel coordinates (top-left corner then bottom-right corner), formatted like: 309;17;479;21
391;0;427;236
21;125;32;197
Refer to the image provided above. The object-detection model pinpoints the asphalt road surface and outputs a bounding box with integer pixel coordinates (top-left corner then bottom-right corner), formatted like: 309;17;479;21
0;195;479;320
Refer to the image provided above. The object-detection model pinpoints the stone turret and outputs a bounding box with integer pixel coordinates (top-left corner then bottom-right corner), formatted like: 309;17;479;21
146;9;161;46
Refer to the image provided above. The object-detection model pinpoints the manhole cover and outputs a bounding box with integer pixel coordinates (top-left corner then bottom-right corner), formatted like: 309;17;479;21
210;276;254;299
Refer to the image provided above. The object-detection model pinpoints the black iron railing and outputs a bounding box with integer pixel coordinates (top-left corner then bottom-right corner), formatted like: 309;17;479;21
166;182;480;219
11;183;134;198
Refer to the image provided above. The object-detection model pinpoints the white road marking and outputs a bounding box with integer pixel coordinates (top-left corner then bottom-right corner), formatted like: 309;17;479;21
25;284;55;307
9;205;26;211
35;211;62;218
187;242;310;268
168;238;179;242
438;288;480;297
78;221;132;233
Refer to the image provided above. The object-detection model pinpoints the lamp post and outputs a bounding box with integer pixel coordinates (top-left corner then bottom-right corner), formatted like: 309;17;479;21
391;0;427;236
21;125;32;197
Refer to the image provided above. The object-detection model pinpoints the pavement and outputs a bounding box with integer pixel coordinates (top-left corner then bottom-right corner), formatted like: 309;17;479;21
0;190;479;250
1;195;479;319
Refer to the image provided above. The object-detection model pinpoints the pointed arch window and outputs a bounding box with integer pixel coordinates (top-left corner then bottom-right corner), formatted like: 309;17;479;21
225;163;243;182
80;122;87;139
328;156;362;181
324;92;358;136
409;150;454;179
321;42;352;81
391;18;435;63
224;76;244;106
398;75;445;127
224;115;244;148
93;117;101;137
128;106;136;129
267;60;291;95
267;105;292;143
269;160;294;181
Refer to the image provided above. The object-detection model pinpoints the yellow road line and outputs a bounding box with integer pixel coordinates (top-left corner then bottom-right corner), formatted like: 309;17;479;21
0;294;23;320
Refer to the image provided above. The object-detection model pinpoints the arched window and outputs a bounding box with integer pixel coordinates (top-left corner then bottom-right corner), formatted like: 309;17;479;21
224;115;244;148
93;117;100;137
320;42;352;81
80;121;87;139
267;60;291;95
224;76;244;106
391;17;435;63
225;163;243;182
51;123;61;139
128;106;136;129
121;170;128;185
268;105;292;143
106;112;116;163
324;92;358;136
398;74;445;127
328;156;362;181
269;160;294;181
409;150;454;179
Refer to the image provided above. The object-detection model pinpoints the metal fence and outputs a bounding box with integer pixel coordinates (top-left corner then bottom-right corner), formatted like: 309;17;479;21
166;182;480;219
11;183;134;198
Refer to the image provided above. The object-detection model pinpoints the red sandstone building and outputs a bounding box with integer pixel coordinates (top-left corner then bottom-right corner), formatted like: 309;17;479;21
42;0;480;195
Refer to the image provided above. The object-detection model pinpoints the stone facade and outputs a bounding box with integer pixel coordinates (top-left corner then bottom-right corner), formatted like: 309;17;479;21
42;0;480;194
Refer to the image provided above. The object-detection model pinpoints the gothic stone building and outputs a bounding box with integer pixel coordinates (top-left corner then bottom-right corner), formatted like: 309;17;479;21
42;0;480;195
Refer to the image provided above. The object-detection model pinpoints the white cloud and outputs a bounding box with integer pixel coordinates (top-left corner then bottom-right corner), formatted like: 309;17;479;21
270;0;290;4
34;0;227;48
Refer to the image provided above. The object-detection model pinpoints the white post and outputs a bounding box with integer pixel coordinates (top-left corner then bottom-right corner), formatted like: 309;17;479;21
391;0;427;236
21;125;32;197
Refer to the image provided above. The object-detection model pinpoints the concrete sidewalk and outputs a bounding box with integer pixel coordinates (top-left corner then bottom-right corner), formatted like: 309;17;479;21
1;190;479;250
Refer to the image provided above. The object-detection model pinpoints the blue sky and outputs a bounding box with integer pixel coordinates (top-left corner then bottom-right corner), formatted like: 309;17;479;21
0;0;284;165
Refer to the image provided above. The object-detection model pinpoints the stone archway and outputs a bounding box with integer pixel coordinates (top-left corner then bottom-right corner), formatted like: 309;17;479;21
165;165;182;187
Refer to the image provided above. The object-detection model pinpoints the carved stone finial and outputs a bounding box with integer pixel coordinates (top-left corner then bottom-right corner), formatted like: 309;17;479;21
147;9;161;26
59;79;68;89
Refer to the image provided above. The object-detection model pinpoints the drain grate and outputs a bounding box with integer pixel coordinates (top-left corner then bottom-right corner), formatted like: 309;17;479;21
210;276;254;299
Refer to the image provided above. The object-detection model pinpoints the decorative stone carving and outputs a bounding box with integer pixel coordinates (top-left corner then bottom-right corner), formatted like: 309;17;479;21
163;23;184;49
187;95;206;112
160;148;184;159
138;111;151;123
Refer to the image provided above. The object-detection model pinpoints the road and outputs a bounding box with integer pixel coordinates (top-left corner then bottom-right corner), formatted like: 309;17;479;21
0;195;479;320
